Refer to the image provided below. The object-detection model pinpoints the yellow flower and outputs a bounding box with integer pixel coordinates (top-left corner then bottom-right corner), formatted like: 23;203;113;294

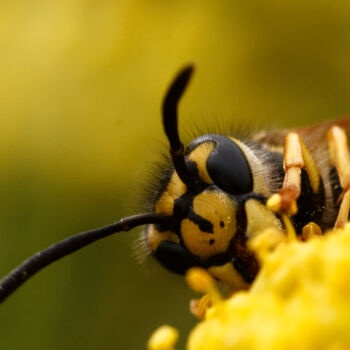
148;325;179;350
188;224;350;350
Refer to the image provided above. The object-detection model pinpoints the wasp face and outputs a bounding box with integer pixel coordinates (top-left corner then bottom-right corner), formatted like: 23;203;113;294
143;65;285;288
146;134;282;285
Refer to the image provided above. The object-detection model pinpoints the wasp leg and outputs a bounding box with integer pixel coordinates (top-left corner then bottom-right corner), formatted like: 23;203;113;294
268;132;320;216
333;190;350;228
267;133;303;215
327;126;350;228
189;294;212;320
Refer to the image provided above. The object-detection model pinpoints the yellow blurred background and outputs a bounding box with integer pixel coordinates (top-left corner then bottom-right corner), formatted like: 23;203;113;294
1;1;350;349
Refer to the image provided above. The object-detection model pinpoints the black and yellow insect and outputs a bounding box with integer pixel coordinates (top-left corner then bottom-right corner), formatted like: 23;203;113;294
141;65;349;291
0;64;350;301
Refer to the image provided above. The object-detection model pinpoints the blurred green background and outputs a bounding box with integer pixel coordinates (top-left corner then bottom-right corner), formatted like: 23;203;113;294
1;1;350;349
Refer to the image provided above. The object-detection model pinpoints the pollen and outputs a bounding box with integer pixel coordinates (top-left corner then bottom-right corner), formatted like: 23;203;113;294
185;267;216;294
187;224;350;349
147;325;179;350
266;193;282;212
247;227;286;260
186;267;222;309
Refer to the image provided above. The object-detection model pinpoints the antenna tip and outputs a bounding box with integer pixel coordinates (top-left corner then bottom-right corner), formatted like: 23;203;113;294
163;64;195;111
176;64;195;86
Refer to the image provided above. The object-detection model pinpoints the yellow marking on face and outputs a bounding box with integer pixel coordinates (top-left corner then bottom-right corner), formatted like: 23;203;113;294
155;192;173;216
230;137;270;196
146;224;179;253
208;263;250;291
155;171;187;216
188;142;215;184
181;190;236;260
245;199;282;240
299;138;320;193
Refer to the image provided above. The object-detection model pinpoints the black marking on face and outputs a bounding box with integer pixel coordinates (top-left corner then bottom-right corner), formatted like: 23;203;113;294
186;159;200;179
173;192;213;234
188;211;214;233
154;240;200;274
153;220;176;233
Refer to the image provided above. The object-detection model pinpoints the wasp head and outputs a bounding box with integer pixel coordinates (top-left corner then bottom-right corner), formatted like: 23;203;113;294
144;66;283;286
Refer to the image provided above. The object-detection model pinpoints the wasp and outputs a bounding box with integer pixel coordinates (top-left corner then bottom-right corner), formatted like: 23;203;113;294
0;65;349;302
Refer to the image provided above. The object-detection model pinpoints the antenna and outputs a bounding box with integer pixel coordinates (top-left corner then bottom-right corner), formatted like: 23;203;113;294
162;65;195;189
0;213;171;303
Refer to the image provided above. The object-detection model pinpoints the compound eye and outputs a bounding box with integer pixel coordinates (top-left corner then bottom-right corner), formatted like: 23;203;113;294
206;136;253;195
154;241;199;275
